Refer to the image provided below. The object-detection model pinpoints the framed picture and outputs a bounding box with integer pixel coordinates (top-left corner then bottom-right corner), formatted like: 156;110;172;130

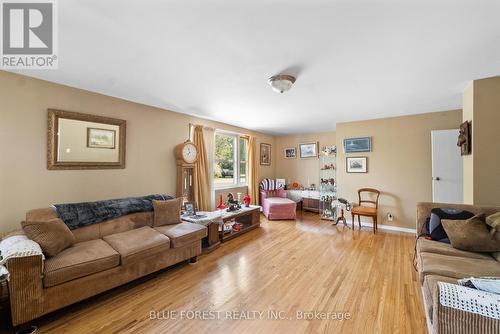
284;147;296;159
346;157;368;173
343;137;371;153
260;143;271;165
321;145;337;156
299;142;318;158
87;127;116;149
184;201;196;216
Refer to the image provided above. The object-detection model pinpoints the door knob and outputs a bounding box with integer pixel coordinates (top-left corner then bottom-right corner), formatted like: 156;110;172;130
432;177;440;181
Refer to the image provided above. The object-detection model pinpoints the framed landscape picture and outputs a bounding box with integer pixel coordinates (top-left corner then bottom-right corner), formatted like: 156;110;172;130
344;137;371;153
284;147;296;159
299;142;318;158
87;127;116;149
346;157;367;173
260;143;271;165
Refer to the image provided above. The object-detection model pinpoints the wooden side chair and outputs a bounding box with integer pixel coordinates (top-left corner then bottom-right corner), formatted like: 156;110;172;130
351;188;380;233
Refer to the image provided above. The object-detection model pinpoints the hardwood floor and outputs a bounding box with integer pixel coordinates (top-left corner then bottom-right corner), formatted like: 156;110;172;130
3;212;426;333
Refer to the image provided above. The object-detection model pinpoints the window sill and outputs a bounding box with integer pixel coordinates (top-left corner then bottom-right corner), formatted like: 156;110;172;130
214;184;248;191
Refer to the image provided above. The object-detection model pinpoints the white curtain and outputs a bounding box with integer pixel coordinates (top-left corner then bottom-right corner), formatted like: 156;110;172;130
203;126;215;210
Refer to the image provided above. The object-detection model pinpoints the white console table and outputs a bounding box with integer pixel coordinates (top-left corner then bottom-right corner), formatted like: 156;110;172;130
286;190;320;212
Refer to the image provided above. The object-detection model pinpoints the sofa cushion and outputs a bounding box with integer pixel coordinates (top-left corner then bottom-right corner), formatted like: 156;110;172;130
492;252;500;262
154;222;206;248
22;218;75;257
416;237;493;260
99;212;154;238
103;226;170;264
153;198;182;226
422;275;458;321
442;215;500;252
266;197;296;208
43;239;120;287
418;252;500;284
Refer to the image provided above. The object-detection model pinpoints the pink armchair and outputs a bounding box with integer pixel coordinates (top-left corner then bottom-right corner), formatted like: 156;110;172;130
260;189;297;220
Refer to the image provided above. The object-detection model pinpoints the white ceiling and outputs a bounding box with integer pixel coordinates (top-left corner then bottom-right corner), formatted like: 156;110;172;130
12;0;500;135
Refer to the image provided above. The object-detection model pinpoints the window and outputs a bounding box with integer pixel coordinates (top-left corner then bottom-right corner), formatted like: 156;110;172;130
214;131;248;188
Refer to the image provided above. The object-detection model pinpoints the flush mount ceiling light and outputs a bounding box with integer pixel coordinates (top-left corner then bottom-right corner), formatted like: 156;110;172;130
268;74;296;94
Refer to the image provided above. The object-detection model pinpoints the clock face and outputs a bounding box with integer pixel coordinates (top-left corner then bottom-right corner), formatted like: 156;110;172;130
182;143;197;163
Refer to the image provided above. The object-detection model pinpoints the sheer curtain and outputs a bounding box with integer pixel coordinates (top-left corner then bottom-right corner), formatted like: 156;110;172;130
203;126;215;210
247;136;259;205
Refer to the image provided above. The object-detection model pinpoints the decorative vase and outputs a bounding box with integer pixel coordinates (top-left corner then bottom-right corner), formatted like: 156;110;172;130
216;194;226;210
243;194;251;207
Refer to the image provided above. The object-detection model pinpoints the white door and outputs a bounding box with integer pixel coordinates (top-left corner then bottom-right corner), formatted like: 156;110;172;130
431;129;463;203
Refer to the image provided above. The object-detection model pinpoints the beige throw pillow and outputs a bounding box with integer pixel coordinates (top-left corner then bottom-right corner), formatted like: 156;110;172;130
486;212;500;233
442;214;500;252
21;218;75;257
153;198;182;226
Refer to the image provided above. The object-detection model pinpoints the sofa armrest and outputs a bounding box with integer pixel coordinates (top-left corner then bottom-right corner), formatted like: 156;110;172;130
432;283;500;334
6;255;44;326
260;190;267;200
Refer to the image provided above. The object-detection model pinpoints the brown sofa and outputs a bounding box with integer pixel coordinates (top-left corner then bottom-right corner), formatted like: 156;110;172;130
4;206;207;327
415;202;500;334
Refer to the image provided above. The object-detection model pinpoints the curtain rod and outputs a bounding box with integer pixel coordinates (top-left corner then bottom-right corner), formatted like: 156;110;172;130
189;123;215;131
190;123;252;137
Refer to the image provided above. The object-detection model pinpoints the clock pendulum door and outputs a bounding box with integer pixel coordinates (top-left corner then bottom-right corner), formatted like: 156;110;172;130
175;140;199;207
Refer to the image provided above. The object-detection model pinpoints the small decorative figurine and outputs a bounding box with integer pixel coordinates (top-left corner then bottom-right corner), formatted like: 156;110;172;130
226;192;241;212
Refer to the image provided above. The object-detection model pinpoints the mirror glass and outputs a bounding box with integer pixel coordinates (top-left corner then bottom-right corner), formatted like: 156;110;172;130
47;109;126;169
57;118;120;162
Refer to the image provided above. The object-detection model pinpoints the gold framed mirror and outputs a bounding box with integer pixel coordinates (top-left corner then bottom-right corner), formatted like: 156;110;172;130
47;109;126;170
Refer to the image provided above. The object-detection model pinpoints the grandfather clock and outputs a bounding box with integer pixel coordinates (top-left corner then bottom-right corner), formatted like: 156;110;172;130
174;141;199;207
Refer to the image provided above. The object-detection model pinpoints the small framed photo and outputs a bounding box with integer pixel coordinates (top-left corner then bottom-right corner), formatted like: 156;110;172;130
260;143;271;165
321;145;336;156
87;127;116;149
276;178;286;189
346;157;368;173
344;137;371;153
284;147;296;159
299;142;318;159
184;201;196;216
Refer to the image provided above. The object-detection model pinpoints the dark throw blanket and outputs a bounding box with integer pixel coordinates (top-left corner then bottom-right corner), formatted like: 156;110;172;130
425;208;475;242
54;194;173;230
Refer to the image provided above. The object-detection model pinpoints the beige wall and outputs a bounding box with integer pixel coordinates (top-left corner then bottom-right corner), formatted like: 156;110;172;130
463;76;500;206
336;110;462;229
275;132;336;187
0;71;275;232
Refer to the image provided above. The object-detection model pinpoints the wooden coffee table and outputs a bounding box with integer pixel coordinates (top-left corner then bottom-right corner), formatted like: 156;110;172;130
219;206;261;242
182;205;261;252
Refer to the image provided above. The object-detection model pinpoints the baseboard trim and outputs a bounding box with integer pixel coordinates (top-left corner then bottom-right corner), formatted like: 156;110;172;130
351;221;416;234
